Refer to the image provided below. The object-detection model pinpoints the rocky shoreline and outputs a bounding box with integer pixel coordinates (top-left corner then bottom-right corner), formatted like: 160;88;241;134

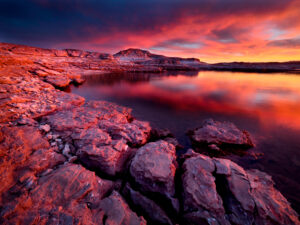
0;43;299;224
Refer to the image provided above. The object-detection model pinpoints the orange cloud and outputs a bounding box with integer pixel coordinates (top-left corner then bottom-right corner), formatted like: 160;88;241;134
2;0;300;62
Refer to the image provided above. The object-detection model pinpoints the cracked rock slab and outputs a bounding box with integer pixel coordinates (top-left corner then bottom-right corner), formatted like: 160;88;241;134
0;163;114;224
182;150;299;225
44;100;151;177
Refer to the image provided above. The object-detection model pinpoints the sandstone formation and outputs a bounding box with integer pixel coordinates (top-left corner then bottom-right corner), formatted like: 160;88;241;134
0;42;299;225
188;119;254;153
114;48;205;71
42;100;151;177
181;150;299;225
0;75;84;124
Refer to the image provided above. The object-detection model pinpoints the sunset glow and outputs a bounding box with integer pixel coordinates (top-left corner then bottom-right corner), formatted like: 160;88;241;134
1;0;300;62
74;72;300;130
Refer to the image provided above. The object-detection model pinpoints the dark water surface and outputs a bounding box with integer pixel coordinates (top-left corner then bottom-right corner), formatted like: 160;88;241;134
70;71;300;213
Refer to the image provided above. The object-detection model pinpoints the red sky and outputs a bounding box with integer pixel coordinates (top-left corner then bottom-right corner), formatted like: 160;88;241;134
1;0;300;62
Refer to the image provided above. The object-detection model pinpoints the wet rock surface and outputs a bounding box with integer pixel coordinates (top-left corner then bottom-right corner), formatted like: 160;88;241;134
189;119;254;154
0;42;299;225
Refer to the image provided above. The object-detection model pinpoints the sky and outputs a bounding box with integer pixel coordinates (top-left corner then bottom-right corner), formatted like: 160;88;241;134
0;0;300;63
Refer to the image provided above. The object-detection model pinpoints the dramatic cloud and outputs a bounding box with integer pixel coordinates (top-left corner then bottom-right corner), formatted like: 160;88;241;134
0;0;300;62
268;38;300;48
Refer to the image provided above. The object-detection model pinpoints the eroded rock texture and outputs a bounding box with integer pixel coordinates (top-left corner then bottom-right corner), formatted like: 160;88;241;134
189;119;254;153
0;42;299;225
182;150;299;225
42;100;151;177
0;76;84;124
1;163;115;224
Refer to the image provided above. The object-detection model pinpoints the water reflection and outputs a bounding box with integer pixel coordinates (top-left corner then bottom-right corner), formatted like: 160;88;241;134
70;71;300;212
73;71;300;130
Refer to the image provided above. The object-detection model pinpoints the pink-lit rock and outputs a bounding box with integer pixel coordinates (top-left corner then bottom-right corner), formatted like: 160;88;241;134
189;119;254;149
182;150;299;225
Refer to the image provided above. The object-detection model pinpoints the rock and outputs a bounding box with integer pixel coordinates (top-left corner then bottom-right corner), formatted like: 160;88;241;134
0;76;85;124
45;134;52;140
164;137;183;149
17;117;38;126
99;120;151;146
68;156;78;163
182;153;228;225
1;42;299;225
130;140;178;211
0;126;52;194
42;100;151;177
77;141;134;177
0;164;114;224
247;169;300;225
208;143;221;151
44;100;151;177
45;100;131;133
39;124;51;133
98;191;146;225
113;48;204;70
189;119;254;149
181;150;300;225
71;127;112;148
0;125;66;222
45;75;71;88
123;183;173;225
68;74;85;84
150;128;183;149
151;128;174;139
62;143;71;158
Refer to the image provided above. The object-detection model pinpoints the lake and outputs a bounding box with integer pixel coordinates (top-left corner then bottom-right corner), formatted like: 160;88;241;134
69;70;300;213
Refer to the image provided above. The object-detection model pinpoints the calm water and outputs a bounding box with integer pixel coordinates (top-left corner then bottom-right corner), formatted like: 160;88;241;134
70;71;300;212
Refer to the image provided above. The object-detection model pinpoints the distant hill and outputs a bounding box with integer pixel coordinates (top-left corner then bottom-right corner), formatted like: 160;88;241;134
1;42;299;73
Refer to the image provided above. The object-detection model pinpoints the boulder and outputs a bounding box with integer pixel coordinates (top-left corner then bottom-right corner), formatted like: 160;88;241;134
130;140;179;211
181;150;299;225
182;154;229;225
189;119;254;150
